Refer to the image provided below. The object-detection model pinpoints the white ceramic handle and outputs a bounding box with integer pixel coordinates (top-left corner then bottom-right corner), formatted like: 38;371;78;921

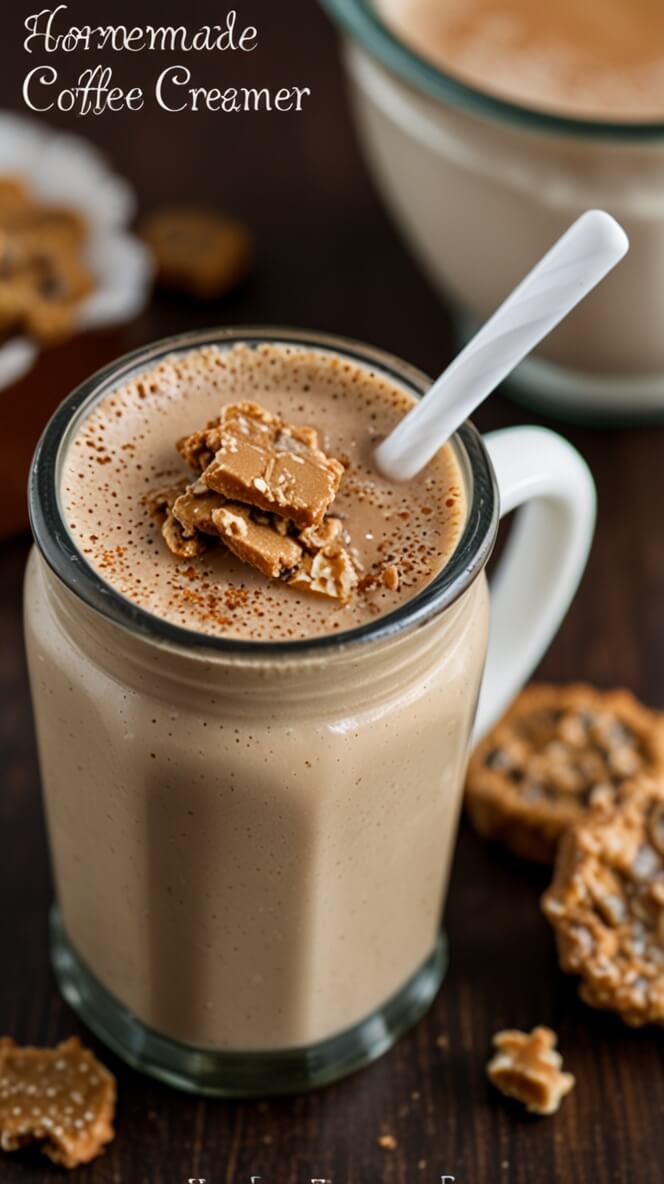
473;426;596;741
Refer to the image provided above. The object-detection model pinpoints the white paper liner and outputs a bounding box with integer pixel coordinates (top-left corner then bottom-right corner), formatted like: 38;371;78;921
0;112;153;390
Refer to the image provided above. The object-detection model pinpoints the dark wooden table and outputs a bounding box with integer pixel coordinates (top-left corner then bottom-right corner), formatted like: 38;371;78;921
2;1;664;1180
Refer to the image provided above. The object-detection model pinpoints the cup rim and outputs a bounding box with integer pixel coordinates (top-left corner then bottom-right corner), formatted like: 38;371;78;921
28;326;499;659
320;0;664;142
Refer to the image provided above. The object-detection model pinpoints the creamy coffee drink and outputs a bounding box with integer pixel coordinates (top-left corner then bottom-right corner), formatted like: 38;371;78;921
26;334;491;1075
377;0;664;119
61;343;465;640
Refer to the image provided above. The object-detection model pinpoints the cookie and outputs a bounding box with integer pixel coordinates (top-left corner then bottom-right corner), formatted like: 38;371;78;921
12;205;86;249
465;684;664;863
22;249;94;344
487;1026;575;1115
0;178;33;223
0;188;93;346
0;279;26;337
140;206;252;299
0;1036;115;1169
542;775;664;1027
0;255;92;346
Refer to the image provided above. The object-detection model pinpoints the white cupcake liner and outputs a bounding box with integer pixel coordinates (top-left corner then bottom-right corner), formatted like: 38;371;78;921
0;112;153;389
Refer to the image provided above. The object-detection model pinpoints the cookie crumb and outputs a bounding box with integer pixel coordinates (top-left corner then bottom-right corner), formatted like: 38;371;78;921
377;1133;398;1151
382;564;400;591
487;1026;575;1116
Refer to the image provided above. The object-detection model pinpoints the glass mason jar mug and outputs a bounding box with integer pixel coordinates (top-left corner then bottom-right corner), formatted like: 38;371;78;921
25;328;595;1096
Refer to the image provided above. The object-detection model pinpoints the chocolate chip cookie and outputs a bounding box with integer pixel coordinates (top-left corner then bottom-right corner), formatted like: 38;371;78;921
466;684;664;862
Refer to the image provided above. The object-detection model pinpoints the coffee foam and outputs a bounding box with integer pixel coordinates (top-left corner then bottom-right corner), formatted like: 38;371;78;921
377;0;664;121
61;342;465;642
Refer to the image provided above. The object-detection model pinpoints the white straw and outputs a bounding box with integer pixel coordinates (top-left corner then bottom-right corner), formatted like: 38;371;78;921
374;210;629;481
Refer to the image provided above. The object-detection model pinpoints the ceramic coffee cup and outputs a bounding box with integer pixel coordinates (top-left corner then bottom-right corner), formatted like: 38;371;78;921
322;0;664;421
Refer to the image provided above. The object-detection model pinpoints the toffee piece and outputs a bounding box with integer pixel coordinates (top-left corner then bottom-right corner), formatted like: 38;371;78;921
172;482;228;537
0;1036;116;1169
543;776;664;1027
212;504;303;580
466;684;664;863
145;481;208;560
198;402;344;529
148;399;360;603
177;418;224;473
289;542;358;604
487;1027;575;1116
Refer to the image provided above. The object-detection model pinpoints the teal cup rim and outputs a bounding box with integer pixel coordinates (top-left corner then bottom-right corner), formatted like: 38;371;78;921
320;0;664;142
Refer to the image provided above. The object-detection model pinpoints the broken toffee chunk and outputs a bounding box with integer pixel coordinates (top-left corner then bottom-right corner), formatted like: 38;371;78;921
144;481;208;560
0;1036;116;1169
292;517;361;603
543;776;664;1027
148;401;357;602
212;504;302;580
143;481;187;519
487;1027;575;1116
289;543;358;605
161;513;207;559
172;481;228;537
211;506;357;602
298;516;343;551
200;401;344;529
177;418;223;473
465;684;664;863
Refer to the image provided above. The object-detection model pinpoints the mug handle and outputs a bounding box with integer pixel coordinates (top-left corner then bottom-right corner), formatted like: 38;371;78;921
473;426;596;741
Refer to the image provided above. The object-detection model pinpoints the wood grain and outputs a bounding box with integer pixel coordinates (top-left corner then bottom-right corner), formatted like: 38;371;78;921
1;1;664;1180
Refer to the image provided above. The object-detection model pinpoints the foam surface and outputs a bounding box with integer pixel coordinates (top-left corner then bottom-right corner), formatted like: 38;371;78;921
377;0;664;120
61;342;465;641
